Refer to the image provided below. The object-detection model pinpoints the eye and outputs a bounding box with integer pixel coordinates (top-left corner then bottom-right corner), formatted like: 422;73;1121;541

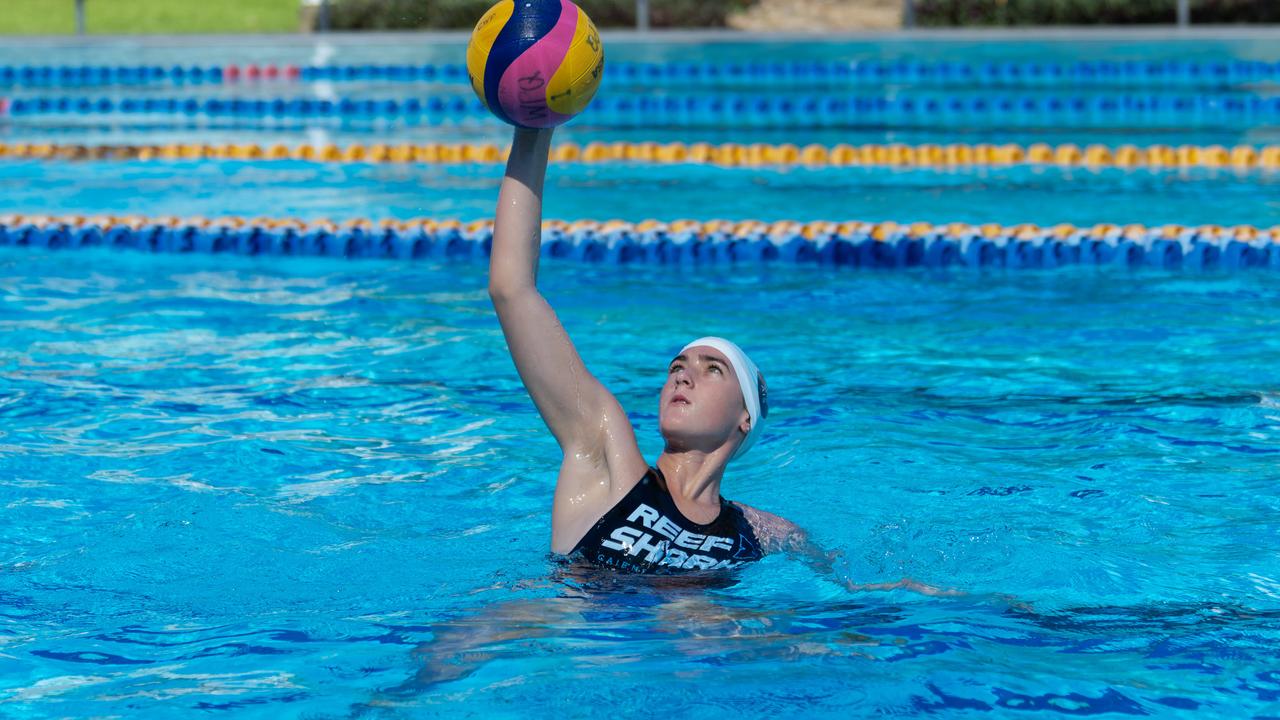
668;364;683;374
709;364;723;374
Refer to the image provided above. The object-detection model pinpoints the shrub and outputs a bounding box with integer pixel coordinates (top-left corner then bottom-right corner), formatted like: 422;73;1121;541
915;0;1280;25
328;0;756;30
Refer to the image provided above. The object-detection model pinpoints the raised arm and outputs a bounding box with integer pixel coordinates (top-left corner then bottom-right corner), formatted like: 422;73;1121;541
487;128;625;458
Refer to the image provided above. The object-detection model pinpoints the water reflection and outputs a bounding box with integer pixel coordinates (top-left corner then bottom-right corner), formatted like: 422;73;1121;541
354;563;963;716
345;569;1279;718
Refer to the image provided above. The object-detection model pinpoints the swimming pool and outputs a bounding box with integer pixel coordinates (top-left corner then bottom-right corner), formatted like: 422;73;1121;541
2;32;1280;718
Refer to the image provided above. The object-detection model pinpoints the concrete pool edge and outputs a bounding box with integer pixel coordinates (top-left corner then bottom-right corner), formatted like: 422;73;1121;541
1;26;1279;46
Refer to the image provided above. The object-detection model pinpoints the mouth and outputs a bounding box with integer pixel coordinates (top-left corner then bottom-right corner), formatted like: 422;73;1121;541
670;393;690;405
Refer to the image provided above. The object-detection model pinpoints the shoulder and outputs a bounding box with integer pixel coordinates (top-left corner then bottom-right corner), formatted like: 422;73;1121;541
733;502;799;533
732;501;806;554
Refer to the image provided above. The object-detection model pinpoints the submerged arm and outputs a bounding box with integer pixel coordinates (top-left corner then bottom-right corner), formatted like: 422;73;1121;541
737;503;960;597
487;128;624;457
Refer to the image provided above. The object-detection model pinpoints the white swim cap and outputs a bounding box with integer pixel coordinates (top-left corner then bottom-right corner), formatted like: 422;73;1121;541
679;337;768;461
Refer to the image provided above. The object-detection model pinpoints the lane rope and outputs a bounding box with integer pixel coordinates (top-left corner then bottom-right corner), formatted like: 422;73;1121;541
2;140;1278;171
4;92;1277;128
0;60;1277;89
2;214;1277;270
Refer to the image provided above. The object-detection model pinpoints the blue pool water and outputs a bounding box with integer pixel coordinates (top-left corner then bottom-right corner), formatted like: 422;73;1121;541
2;159;1280;229
3;248;1280;717
3;32;1280;718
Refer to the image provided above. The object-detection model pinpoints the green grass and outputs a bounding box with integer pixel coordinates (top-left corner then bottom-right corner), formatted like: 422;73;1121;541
0;0;300;35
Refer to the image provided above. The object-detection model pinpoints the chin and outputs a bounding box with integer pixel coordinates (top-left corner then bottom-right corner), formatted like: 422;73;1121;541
659;425;711;451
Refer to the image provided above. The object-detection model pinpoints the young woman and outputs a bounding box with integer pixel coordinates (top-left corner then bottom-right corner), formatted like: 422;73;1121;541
488;127;803;573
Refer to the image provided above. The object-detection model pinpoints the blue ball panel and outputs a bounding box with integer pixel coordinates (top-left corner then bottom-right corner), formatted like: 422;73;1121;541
482;0;565;127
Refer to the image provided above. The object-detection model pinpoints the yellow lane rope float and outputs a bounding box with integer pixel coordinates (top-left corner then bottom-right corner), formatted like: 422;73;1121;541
1;141;1279;171
2;213;1277;269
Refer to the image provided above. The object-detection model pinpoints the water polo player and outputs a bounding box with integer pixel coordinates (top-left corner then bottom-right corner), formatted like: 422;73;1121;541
488;127;802;573
473;0;946;588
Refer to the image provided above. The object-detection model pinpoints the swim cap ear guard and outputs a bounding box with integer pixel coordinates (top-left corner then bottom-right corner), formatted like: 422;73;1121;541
679;336;767;462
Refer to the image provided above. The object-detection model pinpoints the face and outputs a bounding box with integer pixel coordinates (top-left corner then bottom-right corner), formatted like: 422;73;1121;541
658;345;751;455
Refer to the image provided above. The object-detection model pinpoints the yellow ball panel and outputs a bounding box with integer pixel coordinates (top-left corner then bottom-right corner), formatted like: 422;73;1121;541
546;7;603;117
566;42;606;112
466;0;515;110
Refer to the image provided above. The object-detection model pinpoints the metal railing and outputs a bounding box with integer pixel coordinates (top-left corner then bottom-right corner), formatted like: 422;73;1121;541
902;0;1194;29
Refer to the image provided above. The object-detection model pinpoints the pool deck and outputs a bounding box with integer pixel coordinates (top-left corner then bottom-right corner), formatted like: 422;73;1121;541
1;25;1279;46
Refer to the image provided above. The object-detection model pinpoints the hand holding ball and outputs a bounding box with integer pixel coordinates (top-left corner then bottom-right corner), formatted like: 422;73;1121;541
466;0;605;128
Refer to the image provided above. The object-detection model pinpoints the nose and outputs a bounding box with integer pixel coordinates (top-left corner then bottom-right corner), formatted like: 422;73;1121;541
672;367;692;388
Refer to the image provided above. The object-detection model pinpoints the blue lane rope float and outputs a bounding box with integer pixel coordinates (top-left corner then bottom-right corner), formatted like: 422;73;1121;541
3;92;1279;128
0;64;301;86
3;215;1278;271
1;60;1278;89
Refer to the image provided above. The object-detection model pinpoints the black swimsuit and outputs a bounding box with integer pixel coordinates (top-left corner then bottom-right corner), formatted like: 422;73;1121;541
571;467;764;574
